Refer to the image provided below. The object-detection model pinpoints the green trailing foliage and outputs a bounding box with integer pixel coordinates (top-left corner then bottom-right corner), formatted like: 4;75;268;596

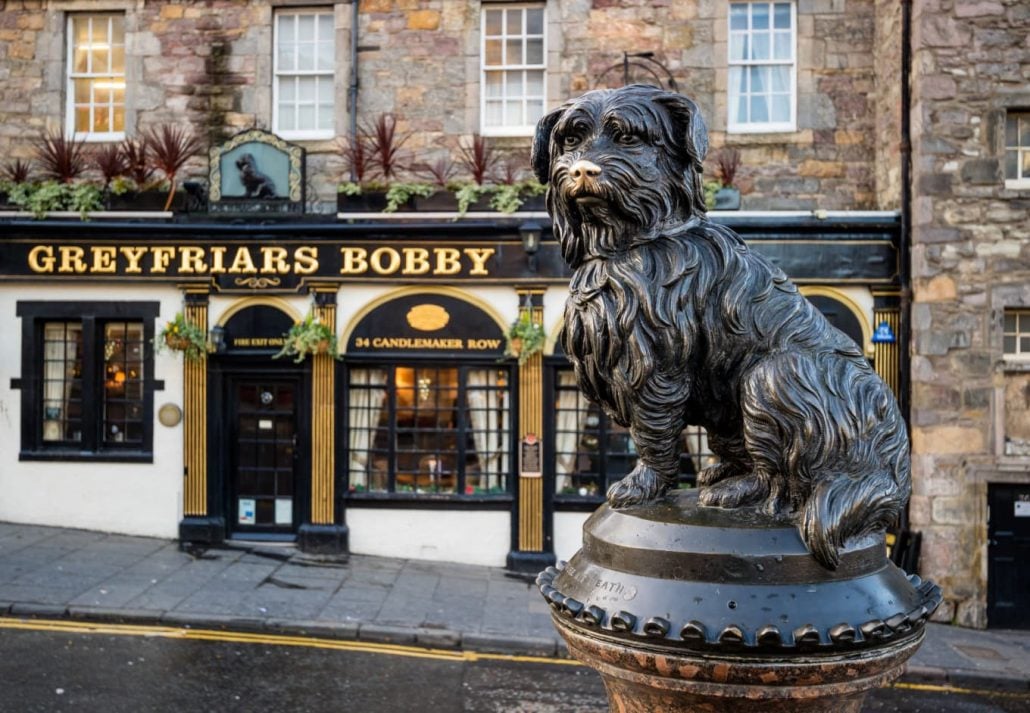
8;180;104;219
505;311;546;365
274;312;339;363
156;312;210;362
384;182;434;213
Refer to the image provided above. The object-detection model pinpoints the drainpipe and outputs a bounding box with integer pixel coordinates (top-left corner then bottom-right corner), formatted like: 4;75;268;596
900;0;912;425
348;0;360;181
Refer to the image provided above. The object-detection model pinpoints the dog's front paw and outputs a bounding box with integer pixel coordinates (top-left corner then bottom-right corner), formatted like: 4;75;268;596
606;464;670;508
697;461;738;487
698;474;768;509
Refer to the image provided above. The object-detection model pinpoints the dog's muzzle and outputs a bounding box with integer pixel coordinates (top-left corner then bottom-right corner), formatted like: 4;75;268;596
567;159;603;198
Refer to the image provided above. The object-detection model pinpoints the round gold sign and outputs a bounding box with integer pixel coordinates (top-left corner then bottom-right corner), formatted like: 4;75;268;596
158;403;183;427
406;304;450;331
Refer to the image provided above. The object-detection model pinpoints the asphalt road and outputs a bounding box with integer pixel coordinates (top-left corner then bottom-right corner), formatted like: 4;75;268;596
0;619;1026;713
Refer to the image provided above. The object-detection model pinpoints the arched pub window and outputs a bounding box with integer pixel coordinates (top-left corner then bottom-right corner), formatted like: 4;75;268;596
343;292;512;500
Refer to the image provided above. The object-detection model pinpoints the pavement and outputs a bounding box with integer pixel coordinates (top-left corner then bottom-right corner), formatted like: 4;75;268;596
0;522;1027;693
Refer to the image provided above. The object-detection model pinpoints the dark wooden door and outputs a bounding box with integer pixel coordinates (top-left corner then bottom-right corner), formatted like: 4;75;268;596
987;483;1030;629
230;378;299;535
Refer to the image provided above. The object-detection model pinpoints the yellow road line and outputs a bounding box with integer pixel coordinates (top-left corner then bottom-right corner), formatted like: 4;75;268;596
2;618;1026;700
0;617;580;666
891;681;1030;700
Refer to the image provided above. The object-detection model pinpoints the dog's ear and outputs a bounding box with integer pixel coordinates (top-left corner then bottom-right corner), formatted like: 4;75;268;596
654;94;709;172
531;105;567;184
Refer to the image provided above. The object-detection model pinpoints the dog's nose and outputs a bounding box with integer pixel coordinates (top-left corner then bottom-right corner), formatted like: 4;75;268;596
569;160;602;182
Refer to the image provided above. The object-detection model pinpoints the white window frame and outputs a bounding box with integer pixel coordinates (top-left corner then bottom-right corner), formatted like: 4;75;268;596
480;3;547;138
66;13;126;142
1004;309;1030;361
727;1;797;134
1004;111;1030;190
272;8;336;141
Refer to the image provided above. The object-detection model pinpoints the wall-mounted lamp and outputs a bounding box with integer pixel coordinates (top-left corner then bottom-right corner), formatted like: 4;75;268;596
519;221;543;272
209;325;227;354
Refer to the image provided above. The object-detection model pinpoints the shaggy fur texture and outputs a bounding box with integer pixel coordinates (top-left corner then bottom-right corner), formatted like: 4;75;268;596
532;85;910;569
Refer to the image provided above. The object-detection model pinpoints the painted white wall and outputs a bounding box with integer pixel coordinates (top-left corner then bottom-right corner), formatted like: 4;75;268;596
0;284;185;538
347;508;510;567
554;510;589;564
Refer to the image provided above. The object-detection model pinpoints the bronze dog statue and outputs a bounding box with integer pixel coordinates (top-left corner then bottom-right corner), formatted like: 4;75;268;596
532;85;910;569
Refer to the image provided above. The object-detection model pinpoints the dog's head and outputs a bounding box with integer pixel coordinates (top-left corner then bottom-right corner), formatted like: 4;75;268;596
532;85;708;266
235;153;256;174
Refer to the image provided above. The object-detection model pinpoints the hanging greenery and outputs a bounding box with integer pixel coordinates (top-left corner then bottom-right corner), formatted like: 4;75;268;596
274;312;339;363
505;311;546;365
157;312;210;361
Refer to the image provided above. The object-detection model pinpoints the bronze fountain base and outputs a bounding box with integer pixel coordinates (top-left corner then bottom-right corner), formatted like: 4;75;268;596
538;490;940;712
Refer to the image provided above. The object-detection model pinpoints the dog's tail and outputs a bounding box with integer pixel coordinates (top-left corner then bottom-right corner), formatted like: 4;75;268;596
801;472;906;570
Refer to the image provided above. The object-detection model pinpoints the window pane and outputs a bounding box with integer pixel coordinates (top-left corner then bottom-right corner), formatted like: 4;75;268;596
527;99;544;123
1021;116;1030;147
318;13;333;39
298;76;317;102
278;104;295;130
526;37;543;65
506;8;522;35
278;44;294;72
1022;150;1030;178
751;31;770;60
508;71;523;96
485;100;503;126
317;39;334;70
298;106;316;130
1004;335;1017;353
1006;114;1019;146
774;3;792;28
729;66;745;96
278;14;294;43
280;76;296;102
113;104;125;133
505;100;522;126
112;44;125;73
729;33;747;61
730;4;748;30
750;66;766;92
1004;313;1017;331
526;8;544;35
771;94;790;122
485;9;503;35
43;322;83;443
93;47;110;74
771;65;790;92
753;3;770;29
751;95;769;123
318;104;334;131
1021;336;1030;353
298;14;315;42
526;70;544;96
485;72;503;98
505;38;523;65
1006;149;1018;179
735;94;749;124
94;106;110;133
298;40;315;71
774;31;792;60
75;107;90;132
74;47;89;73
484;39;502;65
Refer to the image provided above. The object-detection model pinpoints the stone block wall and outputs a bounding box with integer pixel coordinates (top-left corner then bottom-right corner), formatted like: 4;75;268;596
0;0;890;211
909;0;1030;628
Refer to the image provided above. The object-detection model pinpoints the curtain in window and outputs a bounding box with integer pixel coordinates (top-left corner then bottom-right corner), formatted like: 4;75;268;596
348;368;387;490
555;370;588;492
43;323;80;442
466;369;510;491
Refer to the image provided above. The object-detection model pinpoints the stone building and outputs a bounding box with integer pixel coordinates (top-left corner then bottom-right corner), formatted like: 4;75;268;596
0;0;1020;629
906;0;1030;629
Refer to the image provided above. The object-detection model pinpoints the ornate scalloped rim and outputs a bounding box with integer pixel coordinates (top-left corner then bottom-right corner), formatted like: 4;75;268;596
536;562;943;653
209;129;304;203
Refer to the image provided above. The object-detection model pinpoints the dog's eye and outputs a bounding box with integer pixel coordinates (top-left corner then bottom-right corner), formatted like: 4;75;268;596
562;133;582;149
614;132;641;147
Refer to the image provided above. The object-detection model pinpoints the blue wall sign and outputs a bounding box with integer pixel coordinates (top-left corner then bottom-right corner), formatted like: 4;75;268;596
872;321;896;344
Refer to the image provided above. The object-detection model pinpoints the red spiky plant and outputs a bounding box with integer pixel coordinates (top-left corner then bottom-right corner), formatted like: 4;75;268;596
34;130;88;183
363;113;410;183
458;135;497;186
143;125;204;211
120;137;156;189
92;144;127;188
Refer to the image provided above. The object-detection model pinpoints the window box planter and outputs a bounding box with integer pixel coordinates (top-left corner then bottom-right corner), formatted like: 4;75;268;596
337;191;390;213
106;189;184;212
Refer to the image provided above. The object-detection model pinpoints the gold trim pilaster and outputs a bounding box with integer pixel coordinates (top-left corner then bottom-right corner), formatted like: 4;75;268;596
182;294;209;516
873;309;901;400
517;289;546;552
311;291;337;525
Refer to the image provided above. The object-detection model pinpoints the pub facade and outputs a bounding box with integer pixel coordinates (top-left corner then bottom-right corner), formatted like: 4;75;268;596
0;213;903;572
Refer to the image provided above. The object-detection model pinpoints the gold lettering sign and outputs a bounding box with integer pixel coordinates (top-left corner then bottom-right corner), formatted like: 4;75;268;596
23;244;497;279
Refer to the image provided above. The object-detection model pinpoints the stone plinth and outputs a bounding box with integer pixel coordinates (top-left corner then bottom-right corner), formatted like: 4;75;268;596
538;490;941;712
